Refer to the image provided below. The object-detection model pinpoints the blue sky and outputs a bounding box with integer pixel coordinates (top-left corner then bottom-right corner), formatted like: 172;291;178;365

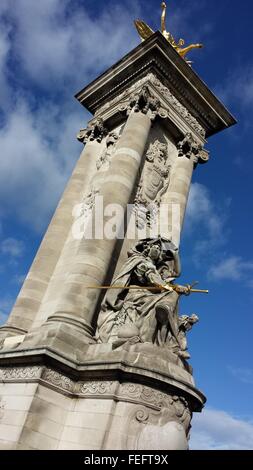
0;0;252;449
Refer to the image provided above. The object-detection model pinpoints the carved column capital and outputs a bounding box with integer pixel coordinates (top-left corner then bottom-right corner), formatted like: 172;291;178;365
119;85;168;122
77;117;108;144
177;132;209;168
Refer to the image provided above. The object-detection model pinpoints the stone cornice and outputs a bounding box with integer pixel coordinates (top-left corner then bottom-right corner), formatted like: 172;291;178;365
75;32;236;138
0;345;205;411
91;73;206;141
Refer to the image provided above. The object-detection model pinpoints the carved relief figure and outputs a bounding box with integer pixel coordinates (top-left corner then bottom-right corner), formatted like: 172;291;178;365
155;309;199;359
135;140;170;228
96;238;193;355
96;131;119;171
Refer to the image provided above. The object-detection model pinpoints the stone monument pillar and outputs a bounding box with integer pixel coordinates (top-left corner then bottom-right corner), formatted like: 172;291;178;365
0;32;235;450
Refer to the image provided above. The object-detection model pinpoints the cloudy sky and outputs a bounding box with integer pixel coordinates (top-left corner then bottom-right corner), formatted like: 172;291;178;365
0;0;252;450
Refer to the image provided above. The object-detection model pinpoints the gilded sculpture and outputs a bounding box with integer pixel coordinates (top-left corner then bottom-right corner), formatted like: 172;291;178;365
134;2;203;64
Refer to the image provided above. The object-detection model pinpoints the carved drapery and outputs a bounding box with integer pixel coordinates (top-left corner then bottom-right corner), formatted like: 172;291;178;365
134;140;171;228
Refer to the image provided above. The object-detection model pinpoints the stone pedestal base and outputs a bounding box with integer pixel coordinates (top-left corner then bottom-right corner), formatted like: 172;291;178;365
0;343;205;450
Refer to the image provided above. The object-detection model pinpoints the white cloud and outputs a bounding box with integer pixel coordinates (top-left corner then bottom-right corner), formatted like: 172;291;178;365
186;183;223;238
184;183;227;265
0;100;86;231
0;1;144;233
0;237;25;258
208;256;253;281
4;0;139;91
215;65;253;111
0;26;11;110
228;366;253;385
190;408;253;450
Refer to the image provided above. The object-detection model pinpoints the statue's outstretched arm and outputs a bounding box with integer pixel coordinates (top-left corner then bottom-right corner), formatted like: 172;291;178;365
177;43;203;58
161;2;166;34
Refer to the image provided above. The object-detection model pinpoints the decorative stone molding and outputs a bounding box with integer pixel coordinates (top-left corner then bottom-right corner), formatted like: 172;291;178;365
0;366;41;381
80;381;114;395
119;85;168;122
77;117;108;144
41;368;73;392
124;390;192;450
96;73;205;137
149;75;205;137
0;363;203;411
133;393;191;432
177;132;209;167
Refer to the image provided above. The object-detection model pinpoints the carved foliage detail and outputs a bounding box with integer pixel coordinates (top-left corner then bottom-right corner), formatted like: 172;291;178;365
119;85;168;122
177;132;209;167
77;117;107;144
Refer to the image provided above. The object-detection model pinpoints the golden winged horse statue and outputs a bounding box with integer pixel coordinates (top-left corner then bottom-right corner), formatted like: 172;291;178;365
134;2;203;65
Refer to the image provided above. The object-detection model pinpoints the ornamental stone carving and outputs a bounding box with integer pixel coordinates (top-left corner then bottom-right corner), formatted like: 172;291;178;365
96;73;205;137
119;85;168;121
96;131;119;171
96;237;197;364
0;366;41;381
134;140;170;228
125;392;192;449
149;75;205;137
77;117;107;144
42;368;73;391
80;381;114;395
133;394;191;433
177;132;208;167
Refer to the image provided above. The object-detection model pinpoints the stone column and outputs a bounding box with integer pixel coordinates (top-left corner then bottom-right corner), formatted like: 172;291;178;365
0;120;106;341
162;133;209;247
39;87;161;342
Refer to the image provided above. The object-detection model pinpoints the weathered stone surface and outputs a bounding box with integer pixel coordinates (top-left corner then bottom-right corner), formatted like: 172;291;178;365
0;32;236;450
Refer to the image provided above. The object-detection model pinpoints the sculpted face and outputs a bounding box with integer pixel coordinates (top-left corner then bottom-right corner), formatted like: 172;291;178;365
149;244;161;261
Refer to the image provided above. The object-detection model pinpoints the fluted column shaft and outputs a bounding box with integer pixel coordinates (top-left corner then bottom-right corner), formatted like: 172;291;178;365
0;140;101;339
163;154;194;247
45;111;152;337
